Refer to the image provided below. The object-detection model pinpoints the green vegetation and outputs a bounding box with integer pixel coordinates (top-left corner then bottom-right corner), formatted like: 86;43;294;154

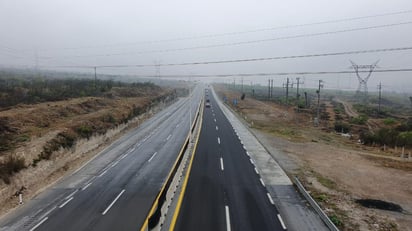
329;214;343;227
334;122;351;133
383;117;396;125
361;117;412;148
317;174;337;189
313;193;328;202
350;115;368;125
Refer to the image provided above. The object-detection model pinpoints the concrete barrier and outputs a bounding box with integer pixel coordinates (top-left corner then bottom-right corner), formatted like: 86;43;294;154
140;99;202;231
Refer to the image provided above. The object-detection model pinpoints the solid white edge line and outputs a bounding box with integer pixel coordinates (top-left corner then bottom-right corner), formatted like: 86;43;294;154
148;152;158;162
98;169;108;177
267;193;274;205
277;214;287;230
217;137;221;144
220;158;224;171
260;178;266;187
102;189;125;215
40;206;56;220
82;182;92;191
65;190;78;200
225;205;231;231
111;161;119;167
29;217;48;231
59;197;74;208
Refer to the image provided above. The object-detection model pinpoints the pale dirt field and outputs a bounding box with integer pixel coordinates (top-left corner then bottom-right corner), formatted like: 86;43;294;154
215;85;412;231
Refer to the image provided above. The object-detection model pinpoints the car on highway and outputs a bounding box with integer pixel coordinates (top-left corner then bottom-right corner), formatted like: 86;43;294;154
205;102;211;108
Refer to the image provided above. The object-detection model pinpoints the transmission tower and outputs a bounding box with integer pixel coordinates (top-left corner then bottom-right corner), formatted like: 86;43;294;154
154;60;161;83
350;60;379;101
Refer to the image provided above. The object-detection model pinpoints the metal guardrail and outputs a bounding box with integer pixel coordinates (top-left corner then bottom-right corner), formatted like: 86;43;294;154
294;176;340;231
140;99;203;231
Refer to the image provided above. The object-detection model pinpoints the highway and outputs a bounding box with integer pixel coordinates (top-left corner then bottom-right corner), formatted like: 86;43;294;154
174;88;286;231
0;87;202;231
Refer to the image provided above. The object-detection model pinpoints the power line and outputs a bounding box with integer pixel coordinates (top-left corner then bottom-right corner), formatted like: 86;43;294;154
36;9;412;51
40;21;412;60
112;68;412;78
48;46;412;69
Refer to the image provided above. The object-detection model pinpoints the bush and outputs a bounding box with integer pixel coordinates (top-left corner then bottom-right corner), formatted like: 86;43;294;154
329;214;343;227
0;155;26;184
334;122;351;133
383;118;396;125
350;115;368;125
39;131;77;161
76;125;93;139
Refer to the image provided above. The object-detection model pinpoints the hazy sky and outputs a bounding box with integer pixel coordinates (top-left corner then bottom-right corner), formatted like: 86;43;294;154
1;0;412;93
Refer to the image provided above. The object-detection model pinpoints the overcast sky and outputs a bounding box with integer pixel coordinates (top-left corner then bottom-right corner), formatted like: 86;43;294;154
1;0;412;93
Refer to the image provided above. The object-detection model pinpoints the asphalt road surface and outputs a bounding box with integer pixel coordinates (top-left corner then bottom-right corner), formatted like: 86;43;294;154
174;88;285;231
0;88;202;231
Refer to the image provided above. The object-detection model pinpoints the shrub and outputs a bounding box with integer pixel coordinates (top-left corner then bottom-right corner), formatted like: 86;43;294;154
334;122;351;133
76;125;93;139
383;118;396;125
329;214;343;227
0;155;26;184
350;115;368;125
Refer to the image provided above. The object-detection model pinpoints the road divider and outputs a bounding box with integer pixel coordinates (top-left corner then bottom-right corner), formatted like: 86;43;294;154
140;98;203;231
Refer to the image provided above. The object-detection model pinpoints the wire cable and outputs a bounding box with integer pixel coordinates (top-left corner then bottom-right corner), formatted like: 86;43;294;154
41;21;412;60
115;68;412;78
38;9;412;51
48;46;412;69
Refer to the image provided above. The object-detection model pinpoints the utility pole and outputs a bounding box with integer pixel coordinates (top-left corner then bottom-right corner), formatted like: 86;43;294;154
377;82;382;115
94;67;97;91
409;96;412;108
270;79;274;99
285;78;290;105
304;92;308;108
241;77;244;93
296;77;301;101
315;80;324;126
268;79;271;99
